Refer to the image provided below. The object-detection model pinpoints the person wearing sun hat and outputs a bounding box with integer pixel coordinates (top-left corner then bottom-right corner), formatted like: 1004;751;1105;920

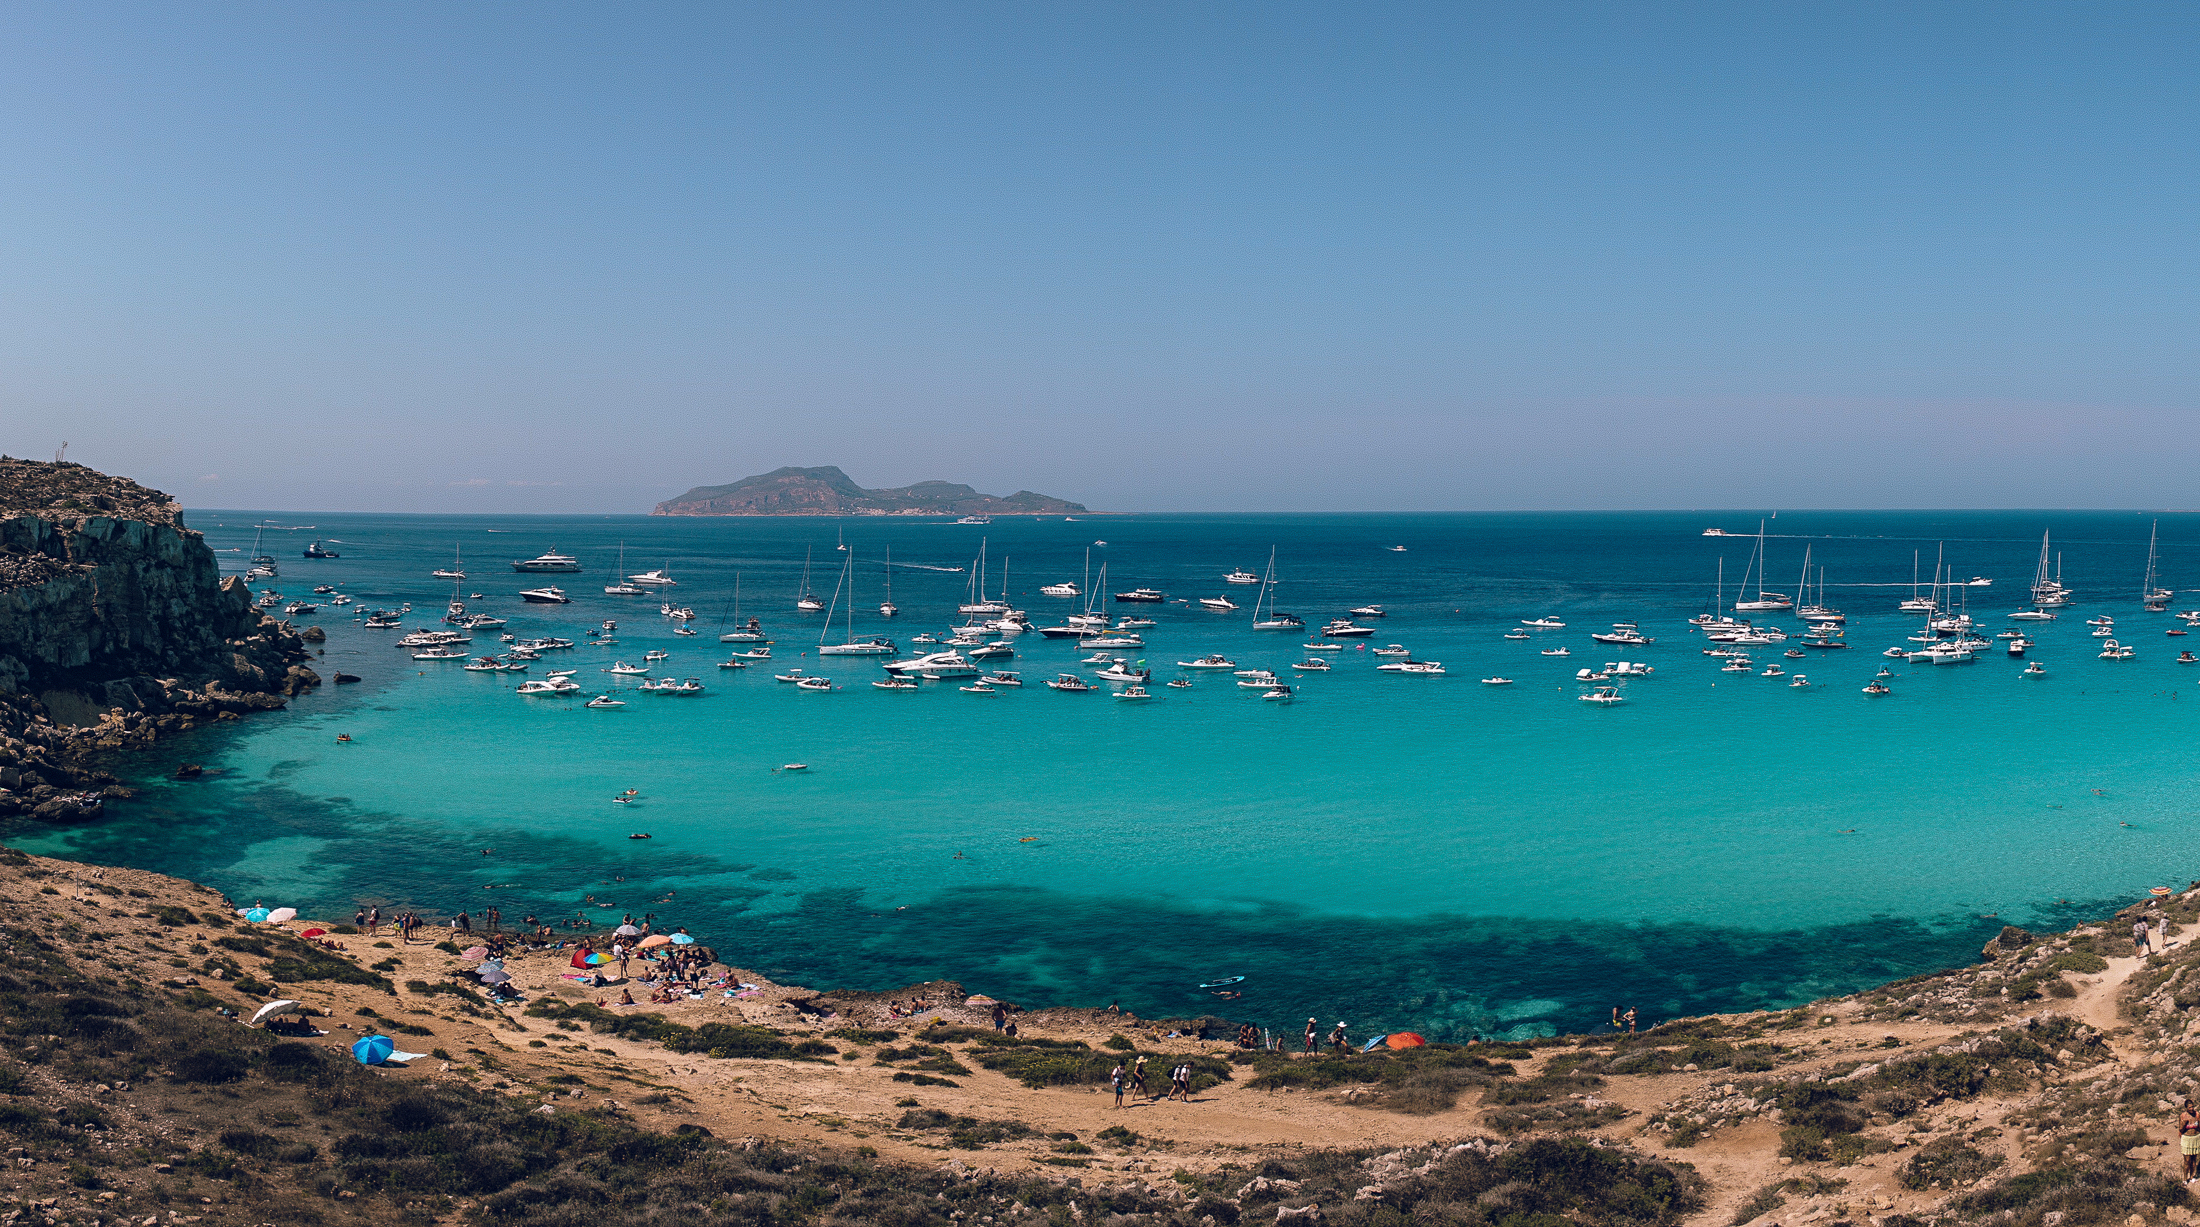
1329;1021;1348;1053
1304;1017;1317;1053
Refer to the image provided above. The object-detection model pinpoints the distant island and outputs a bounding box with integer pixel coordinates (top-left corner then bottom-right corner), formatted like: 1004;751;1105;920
651;466;1089;517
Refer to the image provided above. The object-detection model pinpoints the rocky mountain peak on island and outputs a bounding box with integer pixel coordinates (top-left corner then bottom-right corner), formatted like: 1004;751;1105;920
652;466;1087;517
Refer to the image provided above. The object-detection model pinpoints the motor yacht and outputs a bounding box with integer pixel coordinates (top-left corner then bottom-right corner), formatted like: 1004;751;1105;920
1348;605;1386;618
1078;634;1143;649
1590;629;1654;645
518;586;571;604
1113;588;1166;603
516;679;568;695
1198;596;1240;612
1521;617;1564;629
1040;581;1080;597
1321;619;1375;638
512;550;581;573
1383;661;1445;675
883;651;980;679
1224;569;1260;585
966;642;1014;660
1372;645;1411;657
629;569;677;587
1094;662;1151;685
819;637;898;657
1115;616;1157;630
728;647;771;660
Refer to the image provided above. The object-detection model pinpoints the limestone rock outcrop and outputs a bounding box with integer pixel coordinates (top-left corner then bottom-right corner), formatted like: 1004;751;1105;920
0;458;315;813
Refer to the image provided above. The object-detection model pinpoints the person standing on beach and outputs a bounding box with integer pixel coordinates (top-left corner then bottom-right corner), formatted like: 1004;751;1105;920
1624;1006;1637;1033
1110;1062;1126;1108
1304;1017;1317;1054
1611;1006;1622;1031
354;907;367;932
366;906;380;937
992;1004;1007;1033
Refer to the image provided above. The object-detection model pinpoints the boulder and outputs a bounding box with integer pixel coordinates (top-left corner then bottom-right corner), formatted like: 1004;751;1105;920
1983;925;2036;959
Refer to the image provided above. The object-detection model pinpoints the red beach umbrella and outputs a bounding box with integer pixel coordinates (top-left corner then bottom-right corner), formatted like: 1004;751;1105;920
1384;1032;1427;1050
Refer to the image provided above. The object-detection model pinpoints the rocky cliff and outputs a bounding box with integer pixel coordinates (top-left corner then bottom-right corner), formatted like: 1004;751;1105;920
0;459;317;819
653;465;1088;516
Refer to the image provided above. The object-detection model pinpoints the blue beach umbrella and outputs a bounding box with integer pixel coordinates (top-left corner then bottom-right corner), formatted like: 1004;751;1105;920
241;907;272;924
669;933;695;945
352;1034;395;1066
1360;1035;1390;1053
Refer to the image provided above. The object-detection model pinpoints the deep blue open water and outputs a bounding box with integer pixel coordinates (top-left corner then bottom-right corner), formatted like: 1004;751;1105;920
15;509;2200;1039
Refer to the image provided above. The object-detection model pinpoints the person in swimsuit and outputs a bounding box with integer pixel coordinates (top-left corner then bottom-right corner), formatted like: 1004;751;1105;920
1304;1017;1317;1054
1110;1063;1126;1108
2181;1099;2199;1181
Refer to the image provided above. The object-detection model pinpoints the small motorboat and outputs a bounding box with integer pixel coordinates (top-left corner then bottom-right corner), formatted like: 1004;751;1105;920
777;763;808;772
1761;665;1784;677
1875;666;1895;678
1480;677;1513;685
1539;647;1570;657
644;649;670;662
984;671;1023;687
608;662;649;675
718;659;747;669
1502;629;1531;641
1521;617;1564;629
730;648;772;660
773;670;810;682
1720;660;1752;672
2022;662;2047;677
2098;639;2135;660
1577;686;1624;705
1293;659;1330;671
1789;675;1809;688
1882;647;1907;658
1115;685;1153;701
2171;628;2190;637
1165;678;1192;688
1198;596;1240;612
1348;605;1385;618
1178;655;1237;670
873;677;919;690
1862;681;1892;695
795;676;833;691
1372;644;1410;657
2180;651;2199;664
674;625;697;636
1046;674;1092;692
628;833;651;839
1302;642;1344;651
1783;649;1806;658
586;694;625;708
959;682;998;694
1262;685;1293;701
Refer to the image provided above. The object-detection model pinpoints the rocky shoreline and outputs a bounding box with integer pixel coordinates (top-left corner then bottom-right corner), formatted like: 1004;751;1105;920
0;458;317;821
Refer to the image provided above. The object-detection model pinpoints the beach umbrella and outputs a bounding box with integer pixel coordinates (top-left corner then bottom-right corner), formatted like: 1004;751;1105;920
479;968;511;985
351;1034;395;1066
584;952;613;966
1360;1035;1390;1053
1385;1032;1427;1050
614;924;641;937
637;935;672;949
248;1000;303;1028
267;907;297;923
299;928;327;939
461;946;489;960
239;907;272;924
669;933;695;945
479;958;504;971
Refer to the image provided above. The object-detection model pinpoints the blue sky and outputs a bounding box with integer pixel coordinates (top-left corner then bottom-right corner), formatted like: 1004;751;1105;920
1;3;2195;512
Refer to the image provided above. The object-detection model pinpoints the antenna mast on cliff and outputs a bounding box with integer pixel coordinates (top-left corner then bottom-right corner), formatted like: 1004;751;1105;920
55;441;67;463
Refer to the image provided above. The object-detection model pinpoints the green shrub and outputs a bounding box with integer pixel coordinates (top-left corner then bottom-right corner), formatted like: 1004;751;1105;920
1900;1137;2003;1190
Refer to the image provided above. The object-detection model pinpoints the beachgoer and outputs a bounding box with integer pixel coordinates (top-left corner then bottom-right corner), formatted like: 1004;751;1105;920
2137;918;2152;958
1329;1022;1348;1053
2182;1099;2200;1180
1111;1062;1126;1108
1132;1055;1148;1097
354;908;367;931
1611;1006;1621;1031
1624;1006;1637;1033
992;1004;1007;1032
367;906;380;936
1304;1017;1317;1054
1004;1020;1018;1039
620;987;636;1006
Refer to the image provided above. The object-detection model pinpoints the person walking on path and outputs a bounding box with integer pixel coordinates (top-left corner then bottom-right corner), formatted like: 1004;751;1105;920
1329;1022;1348;1054
1110;1063;1126;1108
2180;1099;2199;1181
2136;917;2152;959
1132;1055;1149;1099
1304;1018;1318;1054
1170;1063;1190;1102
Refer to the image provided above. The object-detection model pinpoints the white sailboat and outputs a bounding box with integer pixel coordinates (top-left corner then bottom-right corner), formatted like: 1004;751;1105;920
958;538;1008;615
1733;521;1792;611
1250;548;1303;630
2030;532;2071;607
820;552;897;656
720;574;767;642
796;546;825;611
2143;519;2171;610
432;542;465;580
879;547;898;618
604;543;644;595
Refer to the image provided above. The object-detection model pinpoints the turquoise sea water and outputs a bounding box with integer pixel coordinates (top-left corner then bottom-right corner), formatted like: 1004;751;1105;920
17;510;2200;1040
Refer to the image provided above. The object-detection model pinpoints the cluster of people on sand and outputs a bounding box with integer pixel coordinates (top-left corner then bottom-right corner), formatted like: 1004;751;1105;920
883;996;939;1019
1109;1056;1200;1107
1610;1006;1638;1033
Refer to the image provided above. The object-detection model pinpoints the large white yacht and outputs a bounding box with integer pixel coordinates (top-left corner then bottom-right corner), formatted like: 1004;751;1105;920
513;550;581;573
881;650;980;679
